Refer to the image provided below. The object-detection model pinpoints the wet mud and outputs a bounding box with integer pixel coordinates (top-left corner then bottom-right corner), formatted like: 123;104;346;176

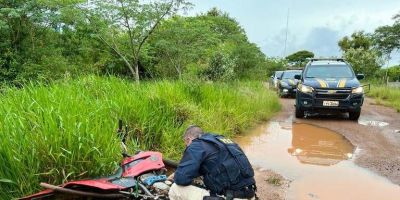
236;121;400;200
236;97;400;199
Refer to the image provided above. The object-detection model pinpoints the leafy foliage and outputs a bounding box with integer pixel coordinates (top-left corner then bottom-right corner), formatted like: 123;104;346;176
88;0;190;82
373;14;400;56
0;3;270;84
338;12;400;82
338;31;383;77
285;50;314;67
343;48;383;77
387;66;400;81
339;31;372;52
146;9;267;80
0;0;105;84
339;12;400;81
203;52;236;81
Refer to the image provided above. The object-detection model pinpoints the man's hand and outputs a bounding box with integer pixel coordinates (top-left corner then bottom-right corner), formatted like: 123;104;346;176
192;176;205;188
167;173;175;181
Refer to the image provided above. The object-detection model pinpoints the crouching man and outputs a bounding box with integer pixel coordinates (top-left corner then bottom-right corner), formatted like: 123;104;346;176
168;125;257;200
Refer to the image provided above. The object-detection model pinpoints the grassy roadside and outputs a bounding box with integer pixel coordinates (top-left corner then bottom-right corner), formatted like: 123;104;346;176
368;85;400;112
0;76;280;199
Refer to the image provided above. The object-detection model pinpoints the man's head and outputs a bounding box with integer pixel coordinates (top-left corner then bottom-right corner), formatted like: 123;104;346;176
183;125;204;147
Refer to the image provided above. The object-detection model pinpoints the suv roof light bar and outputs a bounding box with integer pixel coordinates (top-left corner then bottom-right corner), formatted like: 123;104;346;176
307;58;345;62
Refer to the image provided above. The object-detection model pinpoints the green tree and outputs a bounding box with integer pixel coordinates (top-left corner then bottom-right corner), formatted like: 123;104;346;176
0;0;91;84
338;31;372;52
265;58;287;76
339;31;382;77
285;50;314;66
146;9;265;80
0;2;267;83
387;66;400;81
373;13;400;58
89;0;190;82
343;48;382;77
146;16;217;78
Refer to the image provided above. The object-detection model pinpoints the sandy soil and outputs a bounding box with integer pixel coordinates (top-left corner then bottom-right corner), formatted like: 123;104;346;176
252;97;400;199
253;169;290;200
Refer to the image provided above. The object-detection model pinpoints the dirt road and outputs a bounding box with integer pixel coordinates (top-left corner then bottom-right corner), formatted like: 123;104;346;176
293;98;400;185
236;97;400;200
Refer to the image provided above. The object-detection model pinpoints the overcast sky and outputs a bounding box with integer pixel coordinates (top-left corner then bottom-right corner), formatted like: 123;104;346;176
187;0;400;65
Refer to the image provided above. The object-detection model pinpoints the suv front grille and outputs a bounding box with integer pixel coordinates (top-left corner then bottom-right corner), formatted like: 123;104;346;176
315;89;351;100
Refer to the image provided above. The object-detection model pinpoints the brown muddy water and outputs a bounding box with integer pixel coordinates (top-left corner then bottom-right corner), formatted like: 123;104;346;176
235;120;400;200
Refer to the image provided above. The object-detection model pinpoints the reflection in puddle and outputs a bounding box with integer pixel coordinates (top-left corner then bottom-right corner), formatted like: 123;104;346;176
235;122;400;200
288;123;354;166
358;115;389;127
358;120;389;127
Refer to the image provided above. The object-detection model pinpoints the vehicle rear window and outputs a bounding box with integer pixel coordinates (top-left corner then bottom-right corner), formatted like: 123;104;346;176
282;71;301;79
305;65;354;78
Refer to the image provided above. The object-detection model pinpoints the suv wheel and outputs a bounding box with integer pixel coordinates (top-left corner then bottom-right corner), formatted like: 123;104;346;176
349;110;361;120
295;106;304;118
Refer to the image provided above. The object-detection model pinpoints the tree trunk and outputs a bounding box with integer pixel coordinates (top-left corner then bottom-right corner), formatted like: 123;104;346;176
96;35;136;79
170;57;182;79
133;1;175;83
135;60;140;83
176;65;182;79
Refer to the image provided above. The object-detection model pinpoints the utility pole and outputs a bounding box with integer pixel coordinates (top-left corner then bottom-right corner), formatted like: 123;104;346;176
283;8;290;57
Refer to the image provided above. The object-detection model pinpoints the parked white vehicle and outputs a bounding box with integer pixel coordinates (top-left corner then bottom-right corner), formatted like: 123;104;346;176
270;71;283;89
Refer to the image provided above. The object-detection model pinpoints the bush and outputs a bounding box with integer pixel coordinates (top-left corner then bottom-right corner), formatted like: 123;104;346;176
203;52;236;81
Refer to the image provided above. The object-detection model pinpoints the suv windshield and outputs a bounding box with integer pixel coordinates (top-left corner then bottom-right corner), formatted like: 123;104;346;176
282;71;301;79
275;71;283;77
305;65;354;78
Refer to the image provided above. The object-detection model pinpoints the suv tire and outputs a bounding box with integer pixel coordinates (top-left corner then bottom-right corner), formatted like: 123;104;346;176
295;106;305;118
349;110;361;120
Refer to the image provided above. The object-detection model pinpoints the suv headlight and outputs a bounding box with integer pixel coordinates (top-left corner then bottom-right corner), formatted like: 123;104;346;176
298;84;314;94
352;86;364;94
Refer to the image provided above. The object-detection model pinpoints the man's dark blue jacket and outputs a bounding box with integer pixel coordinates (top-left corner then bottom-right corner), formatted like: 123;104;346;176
173;133;255;195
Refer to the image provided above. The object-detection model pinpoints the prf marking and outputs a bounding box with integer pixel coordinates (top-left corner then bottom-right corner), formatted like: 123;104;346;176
219;138;234;144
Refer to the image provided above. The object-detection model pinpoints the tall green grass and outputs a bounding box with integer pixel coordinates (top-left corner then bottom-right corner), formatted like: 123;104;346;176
368;85;400;112
0;76;280;199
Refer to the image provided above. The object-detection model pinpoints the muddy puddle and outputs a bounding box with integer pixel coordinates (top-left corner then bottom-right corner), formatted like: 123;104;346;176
235;122;400;200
